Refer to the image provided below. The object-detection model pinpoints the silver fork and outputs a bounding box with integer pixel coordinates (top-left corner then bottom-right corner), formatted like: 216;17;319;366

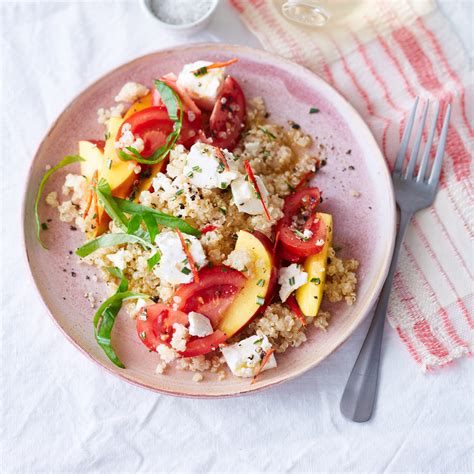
340;98;452;423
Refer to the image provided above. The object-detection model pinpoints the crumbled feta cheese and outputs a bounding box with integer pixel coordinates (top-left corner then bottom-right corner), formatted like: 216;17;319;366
278;264;308;302
221;335;277;378
177;60;225;110
183;142;239;190
114;81;149;103
151;173;174;193
97;104;125;124
153;230;207;285
156;344;177;363
231;175;269;215
223;249;253;275
188;312;213;337
170;323;188;352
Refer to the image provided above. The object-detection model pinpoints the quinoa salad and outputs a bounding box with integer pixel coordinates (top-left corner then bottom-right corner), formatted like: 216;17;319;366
36;58;358;383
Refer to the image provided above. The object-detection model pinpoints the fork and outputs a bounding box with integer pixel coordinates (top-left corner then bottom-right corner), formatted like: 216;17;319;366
340;98;452;423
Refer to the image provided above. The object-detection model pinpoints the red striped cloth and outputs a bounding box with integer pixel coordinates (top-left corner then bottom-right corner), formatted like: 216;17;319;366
231;0;473;370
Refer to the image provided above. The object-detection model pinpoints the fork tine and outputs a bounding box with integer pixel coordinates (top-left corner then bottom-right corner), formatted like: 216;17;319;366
428;103;451;186
406;100;429;179
417;102;440;182
393;97;419;174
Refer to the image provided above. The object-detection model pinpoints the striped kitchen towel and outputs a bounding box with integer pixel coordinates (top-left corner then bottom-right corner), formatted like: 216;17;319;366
231;0;473;370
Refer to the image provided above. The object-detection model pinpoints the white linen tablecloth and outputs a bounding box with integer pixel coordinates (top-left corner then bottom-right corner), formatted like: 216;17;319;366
1;1;472;472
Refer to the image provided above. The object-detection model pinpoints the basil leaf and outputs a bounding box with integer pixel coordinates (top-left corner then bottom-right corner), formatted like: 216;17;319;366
142;213;158;243
95;178;129;231
93;290;148;327
75;232;153;258
115;198;201;236
147;251;161;270
155;80;179;120
127;214;142;235
34;155;85;248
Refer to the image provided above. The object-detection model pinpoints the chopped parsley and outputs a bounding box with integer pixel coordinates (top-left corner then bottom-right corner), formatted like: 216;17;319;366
289;276;295;286
253;337;264;344
311;277;321;285
219;182;228;189
186;171;194;178
257;279;265;287
139;331;147;340
309;107;320;114
106;159;112;170
216;162;225;173
175;189;184;196
192;165;203;173
259;127;276;140
193;66;208;77
181;267;191;275
256;295;265;306
287;182;296;192
104;131;111;140
219;207;227;215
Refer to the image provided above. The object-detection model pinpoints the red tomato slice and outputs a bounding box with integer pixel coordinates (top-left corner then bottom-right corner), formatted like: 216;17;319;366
179;330;227;358
118;107;174;158
174;266;247;328
277;188;327;258
209;76;246;151
153;74;202;148
136;303;188;351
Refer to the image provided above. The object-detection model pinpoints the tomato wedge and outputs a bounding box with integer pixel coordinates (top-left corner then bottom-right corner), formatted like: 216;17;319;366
174;266;247;328
179;330;227;358
117;106;174;158
136;303;188;351
277;188;327;258
153;74;202;148
209;76;246;150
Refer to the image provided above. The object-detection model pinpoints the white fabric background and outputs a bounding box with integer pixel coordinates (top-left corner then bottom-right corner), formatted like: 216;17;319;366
1;1;472;472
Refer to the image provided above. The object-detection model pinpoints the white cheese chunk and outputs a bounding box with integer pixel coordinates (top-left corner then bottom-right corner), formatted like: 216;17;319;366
221;335;277;378
153;231;207;285
278;264;308;302
188;312;214;337
114;81;149;103
231;175;269;215
177;60;225;110
183;142;239;190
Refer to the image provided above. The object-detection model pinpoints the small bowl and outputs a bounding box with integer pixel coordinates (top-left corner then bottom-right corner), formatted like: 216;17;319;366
141;0;219;34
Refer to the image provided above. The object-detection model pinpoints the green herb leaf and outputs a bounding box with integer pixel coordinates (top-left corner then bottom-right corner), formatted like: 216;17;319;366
34;155;85;248
114;198;201;236
309;107;320;114
127;214;142;235
142;213;158;243
147;251;161;270
311;277;321;285
259;127;276;140
256;279;265;287
93;267;149;368
256;295;265;306
75;232;153;258
193;66;208;77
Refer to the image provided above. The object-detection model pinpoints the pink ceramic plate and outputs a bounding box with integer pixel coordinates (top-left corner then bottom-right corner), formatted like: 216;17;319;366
23;44;396;397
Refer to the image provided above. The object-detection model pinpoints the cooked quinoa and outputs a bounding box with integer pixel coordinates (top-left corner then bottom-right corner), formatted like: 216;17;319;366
48;96;358;379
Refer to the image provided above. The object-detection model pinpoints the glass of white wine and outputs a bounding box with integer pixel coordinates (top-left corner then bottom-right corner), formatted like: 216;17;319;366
281;0;331;26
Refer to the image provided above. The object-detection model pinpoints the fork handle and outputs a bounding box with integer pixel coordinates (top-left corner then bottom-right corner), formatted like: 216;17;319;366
340;209;412;422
